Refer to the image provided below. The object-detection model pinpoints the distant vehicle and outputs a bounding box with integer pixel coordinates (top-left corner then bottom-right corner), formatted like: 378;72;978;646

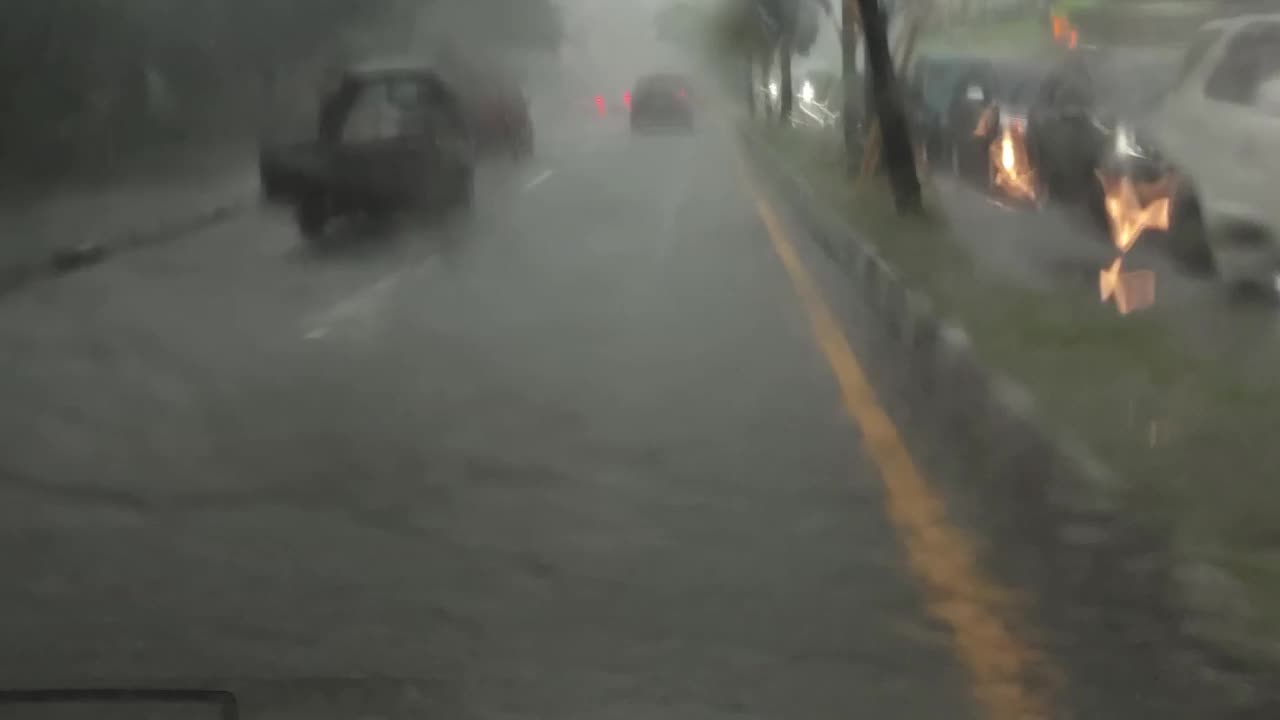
258;61;475;243
1136;14;1280;288
434;55;534;160
629;73;695;131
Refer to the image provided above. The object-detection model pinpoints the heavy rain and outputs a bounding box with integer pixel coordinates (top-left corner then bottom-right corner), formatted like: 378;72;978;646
2;1;1279;718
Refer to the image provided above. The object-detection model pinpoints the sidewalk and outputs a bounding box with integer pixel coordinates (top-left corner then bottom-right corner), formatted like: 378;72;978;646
0;144;259;276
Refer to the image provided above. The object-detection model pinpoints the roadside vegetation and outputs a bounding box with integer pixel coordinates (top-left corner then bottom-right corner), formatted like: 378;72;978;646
0;0;562;187
712;0;1280;671
1060;0;1219;47
918;14;1051;54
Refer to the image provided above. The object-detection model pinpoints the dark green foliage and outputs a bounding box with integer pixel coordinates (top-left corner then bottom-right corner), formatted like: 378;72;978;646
0;0;561;182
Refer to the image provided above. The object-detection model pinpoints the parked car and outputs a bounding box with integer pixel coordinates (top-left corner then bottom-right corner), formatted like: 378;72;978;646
1137;14;1280;288
908;53;999;167
258;60;475;243
1025;48;1178;231
943;59;1052;196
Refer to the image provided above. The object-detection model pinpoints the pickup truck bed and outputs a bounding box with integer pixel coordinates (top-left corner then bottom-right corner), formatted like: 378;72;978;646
257;137;473;241
259;141;436;205
259;143;332;202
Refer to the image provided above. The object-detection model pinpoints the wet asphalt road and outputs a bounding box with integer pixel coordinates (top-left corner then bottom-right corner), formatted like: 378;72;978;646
0;111;992;718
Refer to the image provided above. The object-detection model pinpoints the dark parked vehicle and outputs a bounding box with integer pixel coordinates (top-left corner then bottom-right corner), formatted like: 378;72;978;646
943;59;1052;192
1026;49;1179;227
629;73;695;131
259;61;475;243
908;53;999;167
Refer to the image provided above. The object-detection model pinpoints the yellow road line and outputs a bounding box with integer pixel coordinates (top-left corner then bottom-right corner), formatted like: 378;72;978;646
742;172;1058;720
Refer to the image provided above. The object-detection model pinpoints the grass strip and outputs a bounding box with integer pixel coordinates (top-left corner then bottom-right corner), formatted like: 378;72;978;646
756;121;1280;662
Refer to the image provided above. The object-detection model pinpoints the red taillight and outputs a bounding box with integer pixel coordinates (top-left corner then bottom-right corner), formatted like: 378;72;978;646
623;92;632;109
677;88;687;98
594;95;606;115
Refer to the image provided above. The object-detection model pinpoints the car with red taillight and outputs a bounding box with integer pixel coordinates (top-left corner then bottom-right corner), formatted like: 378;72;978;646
629;73;695;131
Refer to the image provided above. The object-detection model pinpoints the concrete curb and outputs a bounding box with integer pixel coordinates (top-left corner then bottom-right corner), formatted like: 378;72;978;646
736;122;1277;713
0;194;252;299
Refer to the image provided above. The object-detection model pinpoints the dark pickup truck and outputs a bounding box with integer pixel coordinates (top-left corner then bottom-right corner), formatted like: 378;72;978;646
259;61;475;242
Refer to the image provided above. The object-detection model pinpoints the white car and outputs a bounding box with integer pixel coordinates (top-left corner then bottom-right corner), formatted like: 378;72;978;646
1144;14;1280;292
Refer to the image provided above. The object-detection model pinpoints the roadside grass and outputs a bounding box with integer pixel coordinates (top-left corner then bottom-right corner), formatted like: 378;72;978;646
1054;0;1102;13
919;15;1054;56
1067;0;1217;47
754;121;1280;662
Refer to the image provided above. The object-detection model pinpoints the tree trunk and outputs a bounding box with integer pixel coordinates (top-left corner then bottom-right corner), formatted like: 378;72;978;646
746;56;757;117
778;39;793;123
856;0;921;213
841;1;860;176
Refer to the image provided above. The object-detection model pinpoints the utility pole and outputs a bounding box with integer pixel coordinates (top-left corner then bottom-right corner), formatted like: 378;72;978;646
840;0;860;176
855;0;921;213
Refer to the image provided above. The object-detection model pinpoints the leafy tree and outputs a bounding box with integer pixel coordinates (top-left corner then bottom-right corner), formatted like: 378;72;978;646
713;0;921;213
0;0;563;180
758;0;828;121
711;0;829;121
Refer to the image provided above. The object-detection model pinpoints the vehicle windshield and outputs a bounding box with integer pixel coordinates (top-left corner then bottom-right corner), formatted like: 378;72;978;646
4;1;1279;718
342;83;423;142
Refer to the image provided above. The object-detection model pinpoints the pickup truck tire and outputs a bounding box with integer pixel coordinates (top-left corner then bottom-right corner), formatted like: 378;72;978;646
296;193;330;241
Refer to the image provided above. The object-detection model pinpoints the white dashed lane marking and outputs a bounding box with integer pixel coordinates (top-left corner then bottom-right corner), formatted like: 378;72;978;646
523;169;554;191
302;272;402;340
